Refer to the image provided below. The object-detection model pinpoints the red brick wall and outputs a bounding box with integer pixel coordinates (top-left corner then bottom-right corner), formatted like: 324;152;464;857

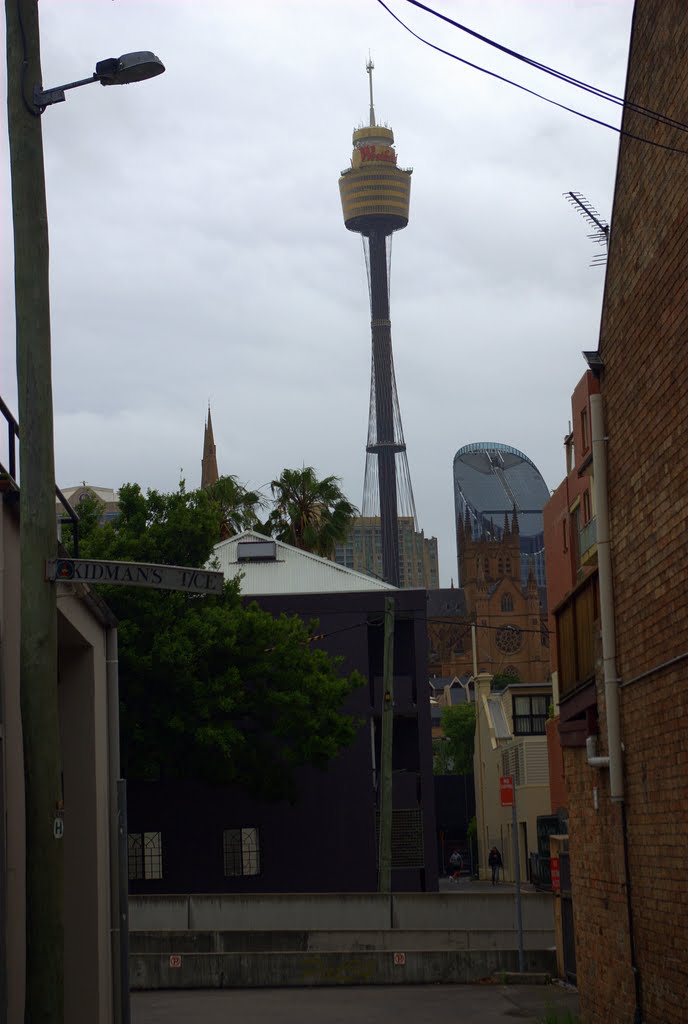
563;3;688;1021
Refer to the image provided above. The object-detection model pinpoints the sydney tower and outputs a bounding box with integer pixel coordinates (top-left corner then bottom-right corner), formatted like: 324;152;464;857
339;61;416;587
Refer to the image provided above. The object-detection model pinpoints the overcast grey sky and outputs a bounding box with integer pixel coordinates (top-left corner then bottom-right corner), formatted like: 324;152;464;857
1;0;634;584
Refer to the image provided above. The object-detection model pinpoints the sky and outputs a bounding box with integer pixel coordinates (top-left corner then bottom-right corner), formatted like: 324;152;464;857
0;0;635;585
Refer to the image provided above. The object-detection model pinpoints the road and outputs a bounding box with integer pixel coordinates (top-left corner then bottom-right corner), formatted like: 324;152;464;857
132;982;579;1023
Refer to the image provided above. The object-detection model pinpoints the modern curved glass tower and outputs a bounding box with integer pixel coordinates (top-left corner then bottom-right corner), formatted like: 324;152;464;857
453;442;550;589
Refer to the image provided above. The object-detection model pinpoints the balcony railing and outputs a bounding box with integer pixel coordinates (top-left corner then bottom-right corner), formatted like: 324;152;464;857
1;394;80;555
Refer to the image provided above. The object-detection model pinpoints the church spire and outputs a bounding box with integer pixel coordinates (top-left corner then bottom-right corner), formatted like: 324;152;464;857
201;403;219;490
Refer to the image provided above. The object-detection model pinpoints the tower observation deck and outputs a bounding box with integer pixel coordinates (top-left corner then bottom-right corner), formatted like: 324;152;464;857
339;61;416;587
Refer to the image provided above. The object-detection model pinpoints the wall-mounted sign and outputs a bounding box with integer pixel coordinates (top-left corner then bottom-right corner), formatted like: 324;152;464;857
393;952;406;966
500;775;514;807
169;954;182;968
352;144;397;169
550;856;561;891
47;558;224;595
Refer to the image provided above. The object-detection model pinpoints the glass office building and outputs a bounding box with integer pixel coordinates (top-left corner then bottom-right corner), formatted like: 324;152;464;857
453;442;550;589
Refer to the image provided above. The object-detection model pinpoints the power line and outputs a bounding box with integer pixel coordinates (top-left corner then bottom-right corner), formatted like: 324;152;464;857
375;0;688;157
398;0;688;137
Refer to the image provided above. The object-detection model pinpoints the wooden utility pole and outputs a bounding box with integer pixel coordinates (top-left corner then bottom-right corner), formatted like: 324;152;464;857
5;1;64;1019
377;597;395;894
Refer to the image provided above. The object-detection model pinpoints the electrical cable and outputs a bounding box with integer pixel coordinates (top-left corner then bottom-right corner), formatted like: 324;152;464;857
375;0;688;157
398;0;688;136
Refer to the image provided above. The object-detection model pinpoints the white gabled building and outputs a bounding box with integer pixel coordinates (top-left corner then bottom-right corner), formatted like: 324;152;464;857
213;530;396;596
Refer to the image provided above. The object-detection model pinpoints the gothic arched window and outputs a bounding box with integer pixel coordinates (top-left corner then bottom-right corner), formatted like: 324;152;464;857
484;558;490;578
498;557;504;575
501;593;514;613
505;558;512;575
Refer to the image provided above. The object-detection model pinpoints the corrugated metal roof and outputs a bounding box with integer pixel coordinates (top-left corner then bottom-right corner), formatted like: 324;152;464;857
213;531;398;596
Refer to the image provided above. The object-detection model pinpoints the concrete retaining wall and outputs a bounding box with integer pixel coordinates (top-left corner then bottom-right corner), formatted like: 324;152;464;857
129;892;554;934
130;948;557;990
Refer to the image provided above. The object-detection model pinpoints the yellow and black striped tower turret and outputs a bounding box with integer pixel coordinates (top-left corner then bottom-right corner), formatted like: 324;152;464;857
339;63;412;234
338;61;417;588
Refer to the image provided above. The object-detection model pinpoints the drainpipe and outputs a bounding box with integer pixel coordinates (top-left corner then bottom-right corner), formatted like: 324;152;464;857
589;393;643;1023
588;393;623;800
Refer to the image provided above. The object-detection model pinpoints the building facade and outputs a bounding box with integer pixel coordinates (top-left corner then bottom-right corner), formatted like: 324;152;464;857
335;516;439;589
472;673;552;882
545;4;688;1021
454;442;550;590
128;534;438;894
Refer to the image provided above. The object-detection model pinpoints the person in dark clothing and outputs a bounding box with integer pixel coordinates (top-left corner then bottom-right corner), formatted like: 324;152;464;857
448;848;463;883
488;846;503;884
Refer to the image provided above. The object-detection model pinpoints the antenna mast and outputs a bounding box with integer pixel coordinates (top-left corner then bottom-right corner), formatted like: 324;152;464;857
366;54;376;127
564;191;609;267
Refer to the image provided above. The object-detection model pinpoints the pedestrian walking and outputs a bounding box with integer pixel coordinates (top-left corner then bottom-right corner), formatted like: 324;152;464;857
448;848;463;883
488;846;503;884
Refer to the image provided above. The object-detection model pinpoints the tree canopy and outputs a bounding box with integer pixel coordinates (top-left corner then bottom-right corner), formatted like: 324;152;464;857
433;702;476;776
71;481;364;801
266;466;358;558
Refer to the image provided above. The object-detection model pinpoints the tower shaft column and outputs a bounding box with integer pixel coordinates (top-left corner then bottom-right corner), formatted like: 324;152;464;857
369;230;400;586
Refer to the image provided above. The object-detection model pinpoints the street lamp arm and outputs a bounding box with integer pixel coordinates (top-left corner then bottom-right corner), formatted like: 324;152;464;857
33;50;165;112
34;75;98;109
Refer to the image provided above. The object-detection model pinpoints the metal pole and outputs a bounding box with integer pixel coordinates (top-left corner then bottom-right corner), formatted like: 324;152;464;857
512;788;524;972
378;597;395;894
5;1;64;1018
117;781;131;1024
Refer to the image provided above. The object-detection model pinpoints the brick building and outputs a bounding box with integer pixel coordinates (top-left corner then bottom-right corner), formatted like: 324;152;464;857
546;4;688;1021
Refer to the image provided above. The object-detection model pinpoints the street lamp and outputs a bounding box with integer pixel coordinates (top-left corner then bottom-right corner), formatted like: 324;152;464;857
5;2;164;1020
34;51;165;108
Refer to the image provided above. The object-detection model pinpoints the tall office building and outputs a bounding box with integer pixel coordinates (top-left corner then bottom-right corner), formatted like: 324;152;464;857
335;516;439;590
453;442;550;591
338;60;418;587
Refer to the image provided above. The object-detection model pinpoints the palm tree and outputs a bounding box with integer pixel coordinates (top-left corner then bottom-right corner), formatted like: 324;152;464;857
267;467;358;558
206;475;265;539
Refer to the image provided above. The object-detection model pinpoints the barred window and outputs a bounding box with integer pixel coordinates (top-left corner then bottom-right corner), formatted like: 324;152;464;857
223;827;261;877
128;831;163;880
501;594;514;613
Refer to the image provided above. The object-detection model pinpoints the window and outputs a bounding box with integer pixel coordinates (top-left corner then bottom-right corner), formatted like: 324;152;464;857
505;558;512;575
128;832;162;880
237;540;276;562
483;557;490;578
223;827;260;876
501;594;513;613
497;557;504;576
583;489;592;524
513;695;549;735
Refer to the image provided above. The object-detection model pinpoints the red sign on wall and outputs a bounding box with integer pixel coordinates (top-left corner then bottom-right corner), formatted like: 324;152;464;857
550;856;561;891
500;775;514;807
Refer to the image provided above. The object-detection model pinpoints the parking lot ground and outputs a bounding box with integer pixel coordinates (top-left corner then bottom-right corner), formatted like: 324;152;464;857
132;981;579;1023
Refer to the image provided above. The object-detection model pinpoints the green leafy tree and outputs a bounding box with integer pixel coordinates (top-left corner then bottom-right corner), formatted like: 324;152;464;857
205;474;265;538
437;703;476;775
266;466;358;558
76;482;363;800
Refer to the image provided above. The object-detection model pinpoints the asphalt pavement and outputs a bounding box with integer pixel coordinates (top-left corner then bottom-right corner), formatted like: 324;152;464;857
132;982;579;1023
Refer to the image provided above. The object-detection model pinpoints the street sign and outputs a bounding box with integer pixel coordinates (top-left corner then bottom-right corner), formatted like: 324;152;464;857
500;775;514;807
47;558;224;595
550;856;561;891
169;954;182;969
393;952;406;966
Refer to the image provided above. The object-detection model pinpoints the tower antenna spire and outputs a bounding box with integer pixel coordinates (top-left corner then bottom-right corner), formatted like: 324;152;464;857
366;53;376;127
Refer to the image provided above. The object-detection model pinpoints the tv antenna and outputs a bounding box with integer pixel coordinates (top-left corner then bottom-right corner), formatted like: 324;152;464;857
564;191;609;267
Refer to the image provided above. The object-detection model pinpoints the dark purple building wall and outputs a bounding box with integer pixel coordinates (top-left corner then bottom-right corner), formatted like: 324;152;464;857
127;588;438;893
